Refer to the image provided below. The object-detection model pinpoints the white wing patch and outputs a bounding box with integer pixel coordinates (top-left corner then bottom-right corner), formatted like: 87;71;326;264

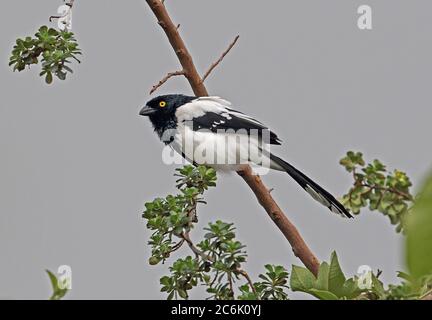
305;184;330;207
175;96;230;122
176;96;263;126
305;184;346;218
330;204;345;217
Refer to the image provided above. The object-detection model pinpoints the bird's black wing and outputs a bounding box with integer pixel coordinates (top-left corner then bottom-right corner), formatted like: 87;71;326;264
189;110;282;145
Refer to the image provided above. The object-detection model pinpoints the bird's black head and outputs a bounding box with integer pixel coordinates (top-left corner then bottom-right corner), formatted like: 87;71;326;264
140;94;195;118
139;94;196;137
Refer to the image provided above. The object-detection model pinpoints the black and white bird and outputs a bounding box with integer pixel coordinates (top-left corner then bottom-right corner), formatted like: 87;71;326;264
140;94;352;218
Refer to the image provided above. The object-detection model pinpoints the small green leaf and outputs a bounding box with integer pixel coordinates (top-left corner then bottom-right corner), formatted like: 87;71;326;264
309;288;339;300
45;71;53;84
371;274;386;298
178;289;188;299
56;71;66;81
328;251;346;296
315;262;330;291
290;265;316;291
149;256;161;265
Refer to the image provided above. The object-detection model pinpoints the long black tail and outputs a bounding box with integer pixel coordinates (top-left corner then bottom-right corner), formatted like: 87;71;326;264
270;154;353;218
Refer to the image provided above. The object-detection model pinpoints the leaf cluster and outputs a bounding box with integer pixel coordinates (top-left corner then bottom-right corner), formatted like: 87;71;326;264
368;272;432;300
143;165;217;265
238;265;290;300
159;220;251;300
340;151;414;232
144;165;290;300
289;251;432;300
9;26;82;84
290;252;362;300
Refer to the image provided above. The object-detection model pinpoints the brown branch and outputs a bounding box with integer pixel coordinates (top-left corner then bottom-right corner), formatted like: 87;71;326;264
202;35;240;83
145;0;208;96
181;232;214;262
237;166;320;276
237;269;258;297
361;183;412;200
144;0;320;276
149;70;184;95
227;273;234;297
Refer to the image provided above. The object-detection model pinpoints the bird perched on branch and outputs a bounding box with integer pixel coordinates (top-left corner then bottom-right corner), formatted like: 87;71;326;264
139;94;352;218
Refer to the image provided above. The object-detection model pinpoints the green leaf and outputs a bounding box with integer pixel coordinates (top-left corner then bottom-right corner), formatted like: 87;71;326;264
340;278;362;299
149;256;161;265
48;28;59;36
178;289;188;299
62;65;74;73
371;274;386;298
328;251;346;296
397;271;413;282
39;26;48;34
290;265;316;291
45;71;53;84
309;288;339;300
315;262;330;291
406;171;432;279
56;71;67;81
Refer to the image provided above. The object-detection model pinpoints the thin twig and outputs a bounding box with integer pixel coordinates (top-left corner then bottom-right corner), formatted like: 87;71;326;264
149;70;185;95
237;269;258;298
227;273;234;297
181;232;214;262
351;169;412;201
361;183;412;200
201;35;240;83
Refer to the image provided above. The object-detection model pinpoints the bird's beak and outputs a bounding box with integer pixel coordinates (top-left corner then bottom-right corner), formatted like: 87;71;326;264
139;106;157;116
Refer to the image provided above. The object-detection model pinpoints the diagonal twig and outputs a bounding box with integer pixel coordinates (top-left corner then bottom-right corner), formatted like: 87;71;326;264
149;70;185;95
237;269;258;298
202;35;240;83
181;231;214;262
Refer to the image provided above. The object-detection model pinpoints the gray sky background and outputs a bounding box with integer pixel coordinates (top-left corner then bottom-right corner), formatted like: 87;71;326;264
1;0;431;299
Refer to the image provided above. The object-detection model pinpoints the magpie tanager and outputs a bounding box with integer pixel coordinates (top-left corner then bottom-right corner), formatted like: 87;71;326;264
140;94;352;218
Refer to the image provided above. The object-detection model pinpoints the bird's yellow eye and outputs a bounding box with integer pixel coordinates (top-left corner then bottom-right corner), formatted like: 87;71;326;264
159;101;167;108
